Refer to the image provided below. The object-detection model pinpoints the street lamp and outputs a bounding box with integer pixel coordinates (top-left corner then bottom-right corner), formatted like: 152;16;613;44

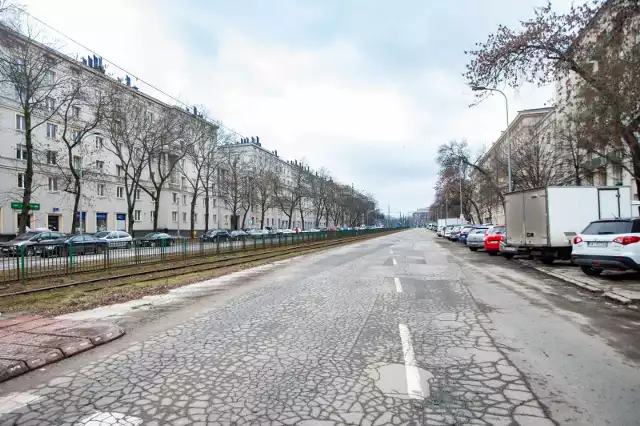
472;86;512;193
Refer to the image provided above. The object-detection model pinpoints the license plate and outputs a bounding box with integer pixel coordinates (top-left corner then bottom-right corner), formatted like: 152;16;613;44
502;246;517;252
587;242;608;248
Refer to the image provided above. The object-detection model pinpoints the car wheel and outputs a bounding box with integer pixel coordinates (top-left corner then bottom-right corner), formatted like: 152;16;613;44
96;246;104;254
540;256;555;265
487;251;498;256
469;247;478;252
150;241;157;248
25;247;34;257
581;266;603;276
502;253;514;260
125;242;132;249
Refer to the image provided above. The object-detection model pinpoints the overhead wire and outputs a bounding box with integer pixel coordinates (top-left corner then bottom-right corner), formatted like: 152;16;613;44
10;5;246;139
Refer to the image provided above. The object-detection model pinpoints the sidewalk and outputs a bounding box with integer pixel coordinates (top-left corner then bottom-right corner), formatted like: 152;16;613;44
0;315;124;383
518;260;640;305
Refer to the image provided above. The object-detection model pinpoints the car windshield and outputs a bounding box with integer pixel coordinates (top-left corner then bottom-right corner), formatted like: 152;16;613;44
13;232;40;241
94;232;110;238
471;228;487;234
582;220;634;235
490;226;505;235
144;233;158;238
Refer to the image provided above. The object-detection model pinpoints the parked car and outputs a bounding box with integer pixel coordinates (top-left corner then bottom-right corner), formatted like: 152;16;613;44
327;227;340;232
230;230;248;240
457;226;475;244
466;227;488;251
201;230;231;242
281;229;295;235
38;234;107;258
484;225;505;256
1;231;66;256
449;225;464;241
437;226;445;237
93;231;133;249
572;218;640;276
248;229;270;238
443;226;453;238
136;232;176;247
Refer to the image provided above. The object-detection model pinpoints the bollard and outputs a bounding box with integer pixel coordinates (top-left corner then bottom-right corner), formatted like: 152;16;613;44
20;245;25;283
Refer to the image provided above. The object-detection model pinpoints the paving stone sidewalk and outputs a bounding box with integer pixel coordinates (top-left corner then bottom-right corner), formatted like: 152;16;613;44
0;315;124;383
519;260;640;305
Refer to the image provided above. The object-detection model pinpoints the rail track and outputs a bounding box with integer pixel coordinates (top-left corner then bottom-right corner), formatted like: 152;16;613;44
0;231;396;298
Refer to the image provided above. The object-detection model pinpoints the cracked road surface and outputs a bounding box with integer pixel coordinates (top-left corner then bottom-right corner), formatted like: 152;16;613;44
1;229;639;425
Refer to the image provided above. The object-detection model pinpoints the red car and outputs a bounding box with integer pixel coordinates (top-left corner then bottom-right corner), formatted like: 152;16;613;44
327;227;340;232
484;225;505;256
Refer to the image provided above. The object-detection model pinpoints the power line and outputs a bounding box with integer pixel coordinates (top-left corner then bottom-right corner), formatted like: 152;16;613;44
10;5;246;138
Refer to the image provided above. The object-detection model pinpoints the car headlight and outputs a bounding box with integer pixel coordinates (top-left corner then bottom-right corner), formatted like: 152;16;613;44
45;245;55;250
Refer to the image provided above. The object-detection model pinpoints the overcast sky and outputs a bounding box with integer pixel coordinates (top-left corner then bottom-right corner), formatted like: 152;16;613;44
22;0;570;216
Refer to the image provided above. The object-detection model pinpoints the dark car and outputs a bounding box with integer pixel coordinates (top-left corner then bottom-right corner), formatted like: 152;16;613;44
230;230;248;241
1;231;66;256
201;230;231;242
457;226;475;244
136;233;176;247
38;234;107;258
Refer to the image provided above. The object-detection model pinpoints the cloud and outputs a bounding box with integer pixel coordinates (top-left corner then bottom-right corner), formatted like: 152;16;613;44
21;0;565;214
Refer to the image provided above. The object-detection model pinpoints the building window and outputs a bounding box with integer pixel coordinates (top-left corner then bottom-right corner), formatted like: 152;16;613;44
47;150;57;165
172;192;178;204
224;215;228;225
145;110;154;122
181;176;187;189
73;155;82;170
182;212;187;222
46;123;57;139
96;160;104;170
45;97;55;111
116;165;123;177
15;114;25;131
15;86;25;101
72;106;80;118
48;177;58;192
213;214;217;223
212;198;216;207
172;211;178;222
135;189;141;200
613;165;623;183
116;186;124;198
194;213;198;223
95;136;104;149
17;173;24;188
598;169;607;186
45;70;56;84
134;210;141;221
16;144;27;160
182;194;187;205
97;184;105;197
71;130;80;142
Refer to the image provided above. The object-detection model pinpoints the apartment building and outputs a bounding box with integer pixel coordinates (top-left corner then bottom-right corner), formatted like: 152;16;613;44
0;25;333;239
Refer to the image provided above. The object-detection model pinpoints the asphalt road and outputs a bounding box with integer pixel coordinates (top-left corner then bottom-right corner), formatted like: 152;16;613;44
1;229;639;425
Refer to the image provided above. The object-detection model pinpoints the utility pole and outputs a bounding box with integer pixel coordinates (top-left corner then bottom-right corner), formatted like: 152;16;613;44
445;190;449;226
459;158;464;222
78;162;83;234
387;205;390;228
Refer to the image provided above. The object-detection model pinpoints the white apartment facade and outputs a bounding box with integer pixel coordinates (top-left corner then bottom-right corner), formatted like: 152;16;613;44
0;26;333;239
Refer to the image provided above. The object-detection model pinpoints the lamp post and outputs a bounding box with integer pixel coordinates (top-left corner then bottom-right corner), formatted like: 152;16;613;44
472;86;511;192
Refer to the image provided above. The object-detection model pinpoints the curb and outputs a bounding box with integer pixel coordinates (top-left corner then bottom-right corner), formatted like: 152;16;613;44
531;266;605;294
603;292;632;305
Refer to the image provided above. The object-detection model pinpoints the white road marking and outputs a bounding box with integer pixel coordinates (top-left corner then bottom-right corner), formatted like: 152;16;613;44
398;323;425;399
394;277;402;293
77;411;143;426
0;392;41;415
392;258;397;266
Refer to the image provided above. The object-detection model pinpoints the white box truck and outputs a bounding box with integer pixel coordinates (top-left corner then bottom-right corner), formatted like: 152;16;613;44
437;218;463;228
505;186;632;263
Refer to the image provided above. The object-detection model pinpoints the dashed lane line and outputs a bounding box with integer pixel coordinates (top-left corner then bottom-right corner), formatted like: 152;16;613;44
398;323;425;399
394;277;403;293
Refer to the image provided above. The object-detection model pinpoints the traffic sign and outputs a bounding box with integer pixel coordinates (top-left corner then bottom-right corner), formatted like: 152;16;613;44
10;202;40;210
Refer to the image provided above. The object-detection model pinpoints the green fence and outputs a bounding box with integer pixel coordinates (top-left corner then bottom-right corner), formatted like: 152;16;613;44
0;229;392;285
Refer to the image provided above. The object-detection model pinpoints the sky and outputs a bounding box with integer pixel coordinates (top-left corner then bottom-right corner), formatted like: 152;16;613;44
20;0;571;216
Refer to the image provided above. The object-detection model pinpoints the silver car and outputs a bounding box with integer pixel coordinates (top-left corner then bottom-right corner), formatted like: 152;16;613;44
466;227;488;251
93;231;133;248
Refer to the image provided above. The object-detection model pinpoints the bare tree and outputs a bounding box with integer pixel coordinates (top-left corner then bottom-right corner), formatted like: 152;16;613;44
178;112;217;236
49;73;106;232
142;108;188;231
218;147;245;230
102;85;154;235
272;160;306;229
308;168;331;227
465;0;640;197
0;23;73;232
251;159;276;229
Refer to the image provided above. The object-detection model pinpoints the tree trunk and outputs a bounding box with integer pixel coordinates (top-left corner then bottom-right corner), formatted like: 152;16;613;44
260;206;266;229
299;205;305;230
127;203;135;235
152;191;160;232
71;179;81;233
241;208;249;229
204;187;210;232
19;111;33;234
190;193;197;236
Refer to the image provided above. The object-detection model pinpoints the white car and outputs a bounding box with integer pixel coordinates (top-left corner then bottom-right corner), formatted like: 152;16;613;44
248;229;269;238
571;218;640;276
93;230;133;248
443;226;453;238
